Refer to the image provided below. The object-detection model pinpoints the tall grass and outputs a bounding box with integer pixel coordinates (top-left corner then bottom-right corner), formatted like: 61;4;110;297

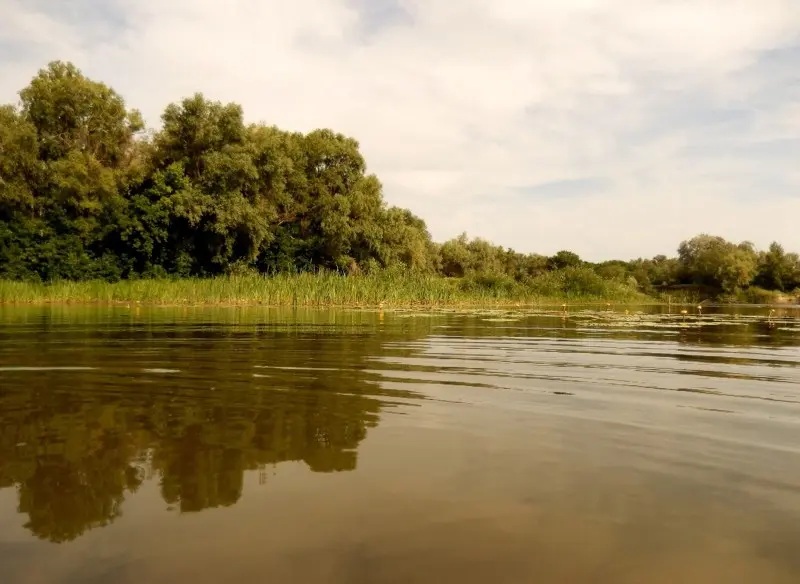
0;268;651;307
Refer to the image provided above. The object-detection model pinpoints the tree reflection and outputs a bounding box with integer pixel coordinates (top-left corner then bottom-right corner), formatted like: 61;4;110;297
0;326;423;542
0;393;147;542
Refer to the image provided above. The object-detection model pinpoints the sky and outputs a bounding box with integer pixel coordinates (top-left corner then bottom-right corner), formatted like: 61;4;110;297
1;0;800;261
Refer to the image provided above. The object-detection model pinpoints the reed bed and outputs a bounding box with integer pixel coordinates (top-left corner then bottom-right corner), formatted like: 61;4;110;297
0;270;650;307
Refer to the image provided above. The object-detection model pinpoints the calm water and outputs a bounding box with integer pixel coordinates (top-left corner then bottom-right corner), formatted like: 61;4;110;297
1;305;800;583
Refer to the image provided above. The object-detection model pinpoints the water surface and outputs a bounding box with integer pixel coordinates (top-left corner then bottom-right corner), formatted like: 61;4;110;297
1;305;799;583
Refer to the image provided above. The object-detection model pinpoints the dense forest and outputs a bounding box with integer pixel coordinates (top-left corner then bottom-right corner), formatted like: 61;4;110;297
1;61;799;300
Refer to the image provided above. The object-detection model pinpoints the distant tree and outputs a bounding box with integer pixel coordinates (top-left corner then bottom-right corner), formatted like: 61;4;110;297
438;233;471;277
648;255;681;287
547;250;582;270
516;253;549;280
755;242;800;292
368;206;437;273
594;260;629;282
677;234;758;293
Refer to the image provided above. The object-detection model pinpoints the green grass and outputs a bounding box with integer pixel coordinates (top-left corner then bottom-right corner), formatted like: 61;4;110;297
0;269;652;307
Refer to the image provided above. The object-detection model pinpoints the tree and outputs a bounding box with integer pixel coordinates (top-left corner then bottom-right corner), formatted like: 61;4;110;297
1;62;146;280
437;233;511;278
439;233;471;277
755;242;800;292
20;61;143;166
0;105;39;215
677;234;758;293
299;129;373;269
149;94;274;273
547;250;582;270
594;261;629;282
367;206;437;273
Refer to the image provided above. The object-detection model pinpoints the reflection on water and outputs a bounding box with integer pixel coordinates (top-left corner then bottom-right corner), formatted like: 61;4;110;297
0;305;799;583
0;308;428;544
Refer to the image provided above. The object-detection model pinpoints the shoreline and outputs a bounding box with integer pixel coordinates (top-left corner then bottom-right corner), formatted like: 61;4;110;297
1;276;795;309
2;298;795;309
0;273;653;308
0;298;662;308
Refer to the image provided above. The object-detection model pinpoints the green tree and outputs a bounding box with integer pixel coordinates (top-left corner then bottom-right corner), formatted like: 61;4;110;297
677;234;758;293
594;260;630;282
148;94;275;273
367;206;437;273
547;250;582;270
0;105;39;215
439;233;471;277
19;61;143;165
298;129;374;269
1;62;145;281
437;233;511;278
755;242;800;292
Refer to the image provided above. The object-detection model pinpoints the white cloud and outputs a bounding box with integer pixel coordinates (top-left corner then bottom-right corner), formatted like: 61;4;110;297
2;0;800;260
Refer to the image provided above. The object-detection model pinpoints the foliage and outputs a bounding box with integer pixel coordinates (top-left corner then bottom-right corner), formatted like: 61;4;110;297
754;242;800;292
1;61;798;303
676;235;759;294
1;62;444;283
547;250;582;270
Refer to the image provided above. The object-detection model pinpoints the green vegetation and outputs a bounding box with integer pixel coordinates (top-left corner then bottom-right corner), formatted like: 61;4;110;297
0;267;646;306
1;61;798;305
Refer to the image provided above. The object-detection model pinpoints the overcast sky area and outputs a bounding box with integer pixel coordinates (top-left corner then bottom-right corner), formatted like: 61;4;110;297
2;0;799;261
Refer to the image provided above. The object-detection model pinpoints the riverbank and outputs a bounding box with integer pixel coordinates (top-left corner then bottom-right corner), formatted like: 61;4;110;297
0;271;652;307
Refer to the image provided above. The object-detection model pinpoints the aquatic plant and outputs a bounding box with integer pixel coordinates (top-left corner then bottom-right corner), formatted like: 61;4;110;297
0;269;649;307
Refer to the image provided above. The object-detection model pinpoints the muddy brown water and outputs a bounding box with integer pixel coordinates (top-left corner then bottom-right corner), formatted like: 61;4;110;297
1;305;799;583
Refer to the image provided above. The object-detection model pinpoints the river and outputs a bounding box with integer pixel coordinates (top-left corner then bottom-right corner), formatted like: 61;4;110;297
1;305;799;583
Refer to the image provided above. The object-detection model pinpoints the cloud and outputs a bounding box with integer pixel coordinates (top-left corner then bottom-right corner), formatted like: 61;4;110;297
2;0;800;260
512;178;611;199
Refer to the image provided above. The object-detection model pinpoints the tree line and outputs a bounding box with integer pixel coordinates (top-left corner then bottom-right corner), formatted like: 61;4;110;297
1;61;798;299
